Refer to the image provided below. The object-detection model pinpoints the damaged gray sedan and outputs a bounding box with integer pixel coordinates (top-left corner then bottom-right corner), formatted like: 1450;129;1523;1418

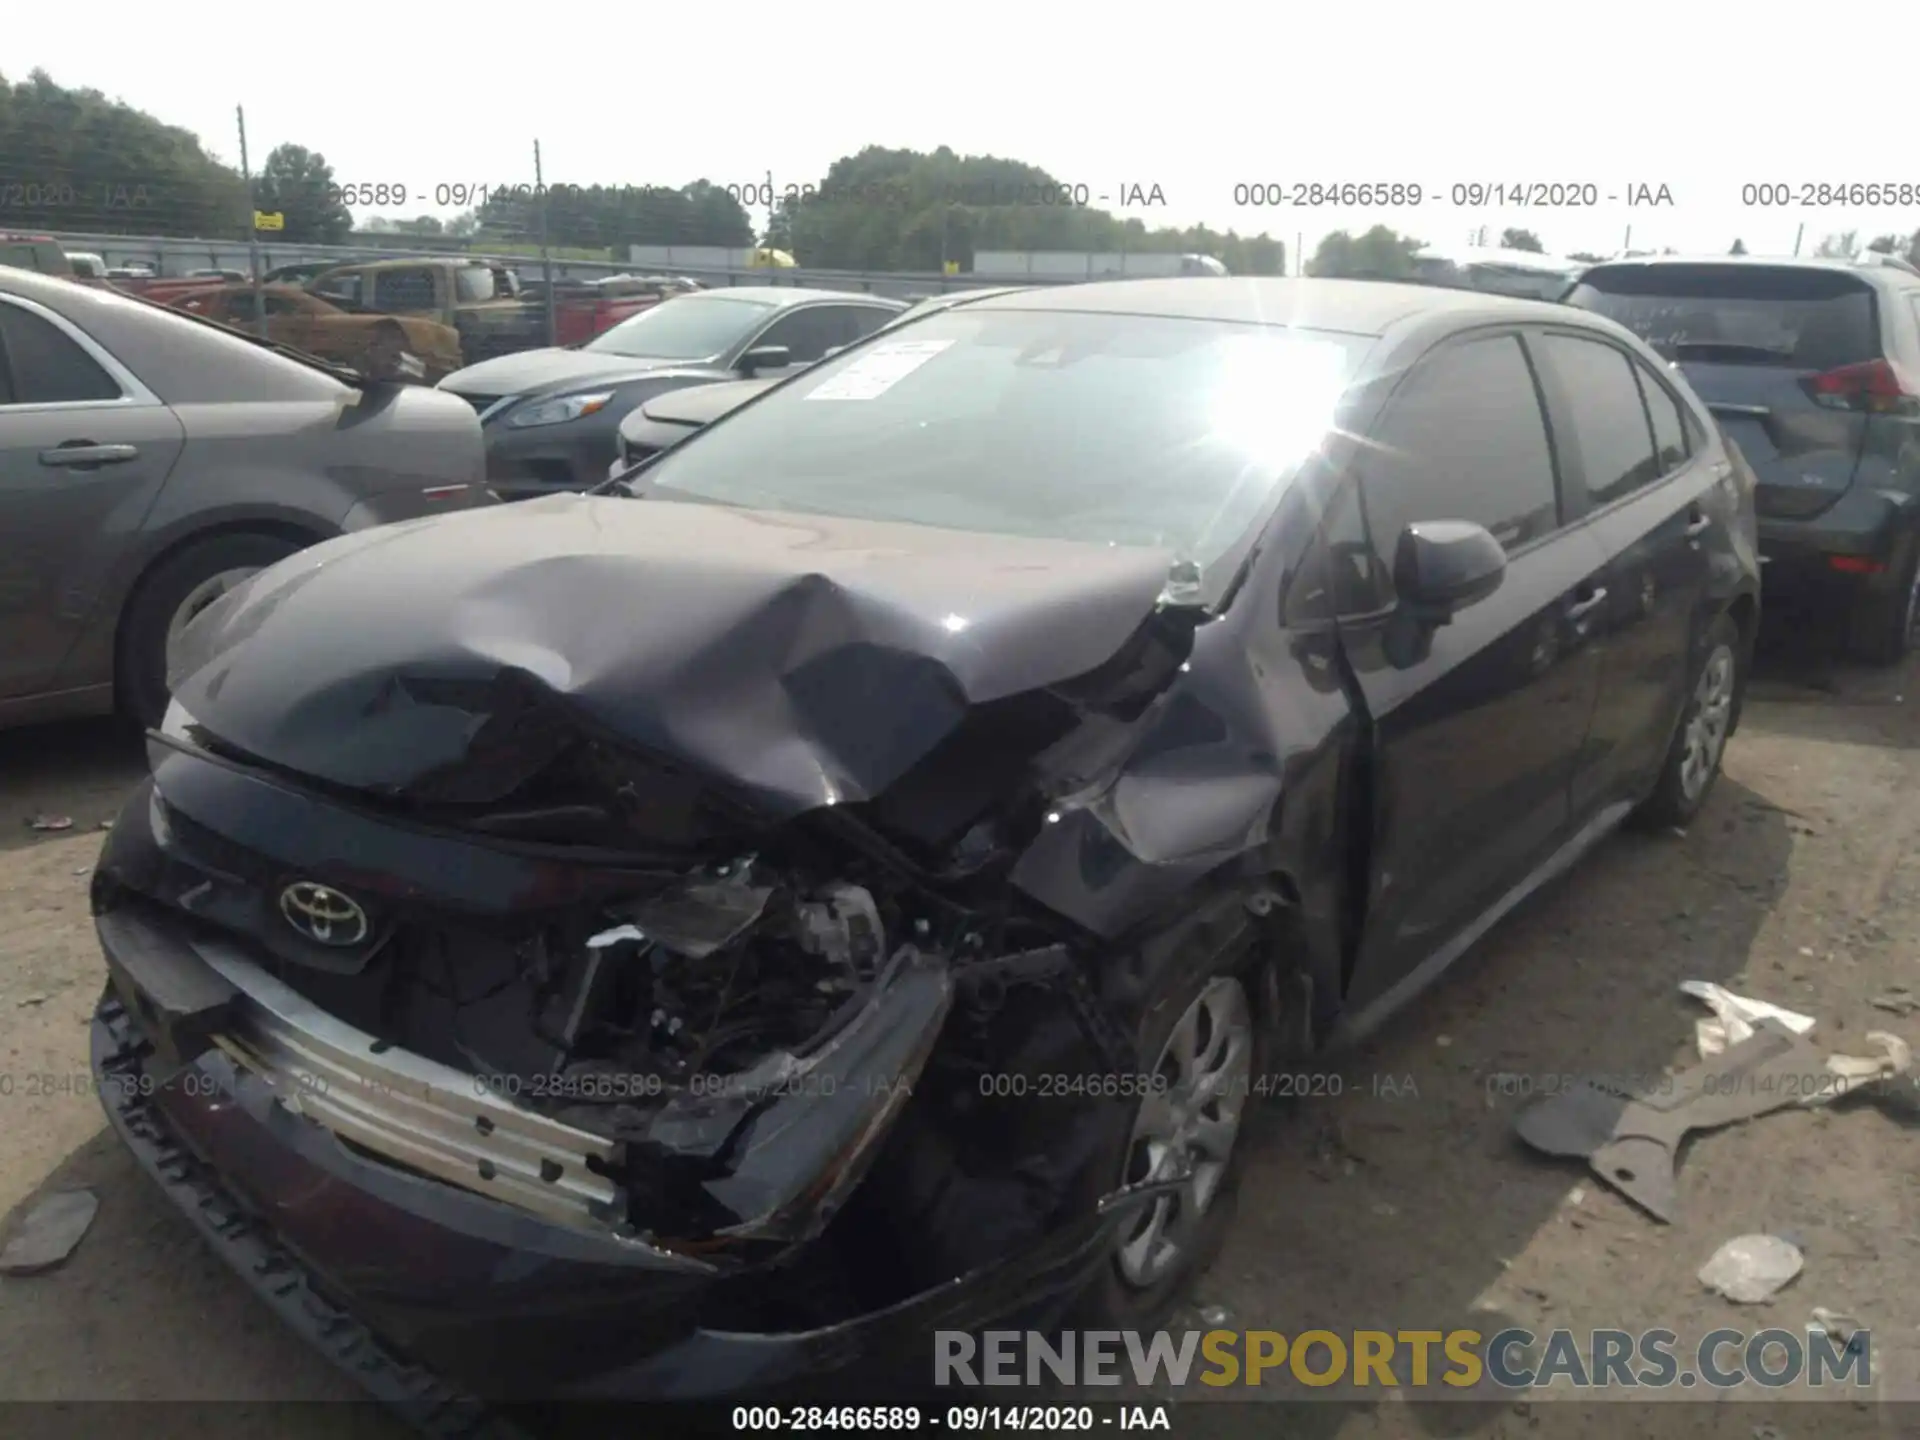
87;278;1759;1417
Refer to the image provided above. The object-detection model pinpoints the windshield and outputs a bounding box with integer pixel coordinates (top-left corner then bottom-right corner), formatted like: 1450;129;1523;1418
635;308;1373;570
1566;265;1880;369
586;294;778;359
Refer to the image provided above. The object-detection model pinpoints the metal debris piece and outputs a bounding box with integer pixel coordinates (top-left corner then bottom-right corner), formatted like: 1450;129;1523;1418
0;1189;99;1275
1868;988;1919;1017
26;814;73;832
1698;1234;1803;1304
1680;980;1816;1058
1810;1306;1861;1339
16;995;46;1009
1514;1019;1841;1222
1197;1305;1230;1326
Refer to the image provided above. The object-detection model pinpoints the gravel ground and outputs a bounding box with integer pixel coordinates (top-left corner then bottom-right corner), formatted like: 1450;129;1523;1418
0;617;1916;1440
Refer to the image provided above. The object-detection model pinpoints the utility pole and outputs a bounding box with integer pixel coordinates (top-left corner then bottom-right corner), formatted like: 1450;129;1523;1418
1793;222;1805;257
235;106;266;338
534;140;556;345
765;168;778;276
1622;223;1632;256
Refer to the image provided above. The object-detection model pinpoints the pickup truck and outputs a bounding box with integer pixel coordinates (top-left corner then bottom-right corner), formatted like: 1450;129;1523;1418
308;258;542;363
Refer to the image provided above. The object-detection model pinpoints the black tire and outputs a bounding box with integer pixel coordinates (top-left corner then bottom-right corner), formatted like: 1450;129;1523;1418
1066;896;1274;1330
1845;539;1920;666
1634;612;1742;830
118;532;302;730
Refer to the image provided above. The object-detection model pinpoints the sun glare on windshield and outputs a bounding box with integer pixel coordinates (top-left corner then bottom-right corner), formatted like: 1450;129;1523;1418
1206;335;1352;465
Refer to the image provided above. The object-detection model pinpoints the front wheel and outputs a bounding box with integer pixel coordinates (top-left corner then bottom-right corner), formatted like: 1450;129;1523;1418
1635;612;1742;829
1069;906;1271;1329
118;532;301;730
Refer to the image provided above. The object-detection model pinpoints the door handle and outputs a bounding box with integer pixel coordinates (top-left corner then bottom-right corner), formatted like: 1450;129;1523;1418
40;443;139;468
1684;507;1712;538
1565;587;1608;621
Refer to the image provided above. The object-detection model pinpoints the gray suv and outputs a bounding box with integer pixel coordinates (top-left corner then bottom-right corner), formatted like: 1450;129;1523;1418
1565;253;1920;662
0;266;492;732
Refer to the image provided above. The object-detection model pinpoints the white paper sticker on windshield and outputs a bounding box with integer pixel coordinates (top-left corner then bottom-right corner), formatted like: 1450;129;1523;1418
806;339;953;400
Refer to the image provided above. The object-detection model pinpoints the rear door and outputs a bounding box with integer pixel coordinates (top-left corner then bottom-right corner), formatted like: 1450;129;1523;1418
1565;263;1885;524
0;294;185;701
1527;327;1720;816
1333;329;1610;1015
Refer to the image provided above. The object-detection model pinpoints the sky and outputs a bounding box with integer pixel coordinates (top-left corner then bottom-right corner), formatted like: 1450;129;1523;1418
9;1;1918;266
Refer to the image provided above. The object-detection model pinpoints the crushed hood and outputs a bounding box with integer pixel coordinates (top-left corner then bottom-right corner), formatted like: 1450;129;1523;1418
169;494;1174;817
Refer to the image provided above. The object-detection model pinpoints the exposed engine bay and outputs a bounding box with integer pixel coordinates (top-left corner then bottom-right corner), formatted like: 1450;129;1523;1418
210;842;1138;1306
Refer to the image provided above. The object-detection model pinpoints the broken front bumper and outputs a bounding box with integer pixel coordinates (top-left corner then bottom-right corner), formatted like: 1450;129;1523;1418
90;928;1149;1409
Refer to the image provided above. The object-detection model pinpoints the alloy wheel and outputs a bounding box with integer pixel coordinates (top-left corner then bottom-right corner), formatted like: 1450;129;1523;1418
1115;975;1255;1289
1678;644;1736;803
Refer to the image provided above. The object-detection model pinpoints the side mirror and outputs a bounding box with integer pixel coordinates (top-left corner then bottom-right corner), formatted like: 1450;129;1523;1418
1393;520;1506;615
736;344;791;376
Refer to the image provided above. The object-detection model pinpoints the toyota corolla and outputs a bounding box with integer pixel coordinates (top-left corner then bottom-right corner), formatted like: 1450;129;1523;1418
89;278;1759;1423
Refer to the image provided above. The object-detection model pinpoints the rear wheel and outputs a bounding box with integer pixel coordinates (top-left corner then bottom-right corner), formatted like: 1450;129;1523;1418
1635;612;1741;829
1846;539;1920;666
118;532;302;730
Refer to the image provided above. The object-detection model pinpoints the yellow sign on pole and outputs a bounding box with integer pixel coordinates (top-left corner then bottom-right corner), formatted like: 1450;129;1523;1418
943;260;959;275
253;211;284;231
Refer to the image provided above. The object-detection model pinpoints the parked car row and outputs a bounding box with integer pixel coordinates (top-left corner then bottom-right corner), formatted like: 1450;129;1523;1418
0;265;492;731
77;271;1775;1417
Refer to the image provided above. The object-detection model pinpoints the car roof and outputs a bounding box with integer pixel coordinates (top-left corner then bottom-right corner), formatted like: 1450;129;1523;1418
963;276;1576;336
1579;253;1920;286
684;285;906;309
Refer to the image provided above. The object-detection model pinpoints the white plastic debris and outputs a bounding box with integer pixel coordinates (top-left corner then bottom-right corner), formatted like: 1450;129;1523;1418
585;924;647;949
1815;1031;1912;1101
1680;981;1817;1058
1699;1234;1804;1304
0;1189;99;1275
26;814;73;832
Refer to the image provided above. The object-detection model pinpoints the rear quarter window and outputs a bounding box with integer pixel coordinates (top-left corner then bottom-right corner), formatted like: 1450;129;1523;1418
1566;264;1881;371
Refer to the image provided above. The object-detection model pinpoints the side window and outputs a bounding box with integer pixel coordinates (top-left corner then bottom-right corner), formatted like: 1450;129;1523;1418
0;302;122;405
372;269;437;312
314;272;362;307
1632;358;1691;475
1533;333;1661;506
752;308;835;365
1284;477;1384;625
1362;334;1559;558
262;292;305;317
847;305;896;340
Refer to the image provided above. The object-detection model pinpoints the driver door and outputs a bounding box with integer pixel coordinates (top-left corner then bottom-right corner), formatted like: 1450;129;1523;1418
1333;329;1610;1018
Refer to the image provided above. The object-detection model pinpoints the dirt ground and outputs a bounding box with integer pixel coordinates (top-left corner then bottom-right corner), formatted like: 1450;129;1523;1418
1;614;1917;1440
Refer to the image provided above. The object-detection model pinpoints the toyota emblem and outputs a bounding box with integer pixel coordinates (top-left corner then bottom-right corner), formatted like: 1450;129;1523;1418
278;881;370;947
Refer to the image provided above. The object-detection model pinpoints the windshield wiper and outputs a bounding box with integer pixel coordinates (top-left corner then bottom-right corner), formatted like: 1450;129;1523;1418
1659;341;1796;364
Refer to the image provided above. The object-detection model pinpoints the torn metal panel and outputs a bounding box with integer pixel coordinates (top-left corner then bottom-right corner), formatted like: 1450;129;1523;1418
1513;1018;1855;1222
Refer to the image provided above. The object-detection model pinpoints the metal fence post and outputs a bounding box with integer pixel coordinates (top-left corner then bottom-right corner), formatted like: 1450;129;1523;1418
235;105;266;337
535;139;556;346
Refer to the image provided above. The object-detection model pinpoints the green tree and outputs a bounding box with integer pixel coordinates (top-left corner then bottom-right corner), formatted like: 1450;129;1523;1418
1867;233;1902;254
472;179;752;254
396;215;443;235
254;143;352;243
1568;251;1607;263
1499;228;1544;253
445;210;479;238
771;145;1283;274
0;68;246;236
1729;238;1747;255
1307;226;1423;278
1815;230;1859;259
1909;229;1920;268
